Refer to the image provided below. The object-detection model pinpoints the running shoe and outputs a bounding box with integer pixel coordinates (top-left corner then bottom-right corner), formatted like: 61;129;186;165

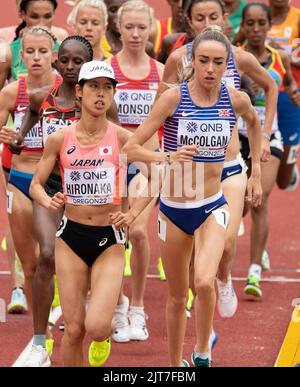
7;287;28;314
181;359;190;367
23;345;51;367
88;338;111;367
186;288;194;311
128;307;149;341
157;257;166;281
124;243;132;277
285;164;300;192
45;339;54;357
112;296;130;342
238;219;245;237
209;330;218;352
51;275;60;308
191;352;211;367
1;237;6;251
216;275;238;318
261;249;271;272
59;322;65;331
244;276;262;298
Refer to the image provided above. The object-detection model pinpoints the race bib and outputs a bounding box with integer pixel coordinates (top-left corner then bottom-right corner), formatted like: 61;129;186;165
64;167;115;205
178;119;231;159
238;106;278;137
14;111;43;149
115;89;157;126
42;117;73;145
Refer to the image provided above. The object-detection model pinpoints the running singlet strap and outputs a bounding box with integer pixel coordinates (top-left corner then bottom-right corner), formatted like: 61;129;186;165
40;83;80;147
221;49;241;90
111;55;161;128
238;45;285;137
163;82;236;162
172;34;189;52
59;121;125;206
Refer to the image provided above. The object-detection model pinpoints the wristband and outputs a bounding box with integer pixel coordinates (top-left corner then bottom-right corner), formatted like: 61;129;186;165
261;132;271;141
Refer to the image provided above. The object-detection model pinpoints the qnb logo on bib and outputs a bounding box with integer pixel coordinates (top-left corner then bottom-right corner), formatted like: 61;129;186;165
43;117;74;144
64;167;115;206
178;120;231;159
115;89;156;125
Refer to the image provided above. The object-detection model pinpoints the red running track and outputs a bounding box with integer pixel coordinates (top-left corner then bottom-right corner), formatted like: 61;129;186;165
1;171;300;366
1;0;300;368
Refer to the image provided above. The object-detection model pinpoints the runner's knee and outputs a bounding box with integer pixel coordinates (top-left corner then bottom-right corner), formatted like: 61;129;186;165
85;321;111;342
194;277;215;297
64;322;85;344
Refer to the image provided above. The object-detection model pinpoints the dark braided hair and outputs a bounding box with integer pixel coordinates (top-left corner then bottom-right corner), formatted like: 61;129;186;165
14;0;58;41
59;35;94;61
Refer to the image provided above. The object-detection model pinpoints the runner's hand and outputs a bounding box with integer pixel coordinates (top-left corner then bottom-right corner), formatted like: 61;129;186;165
0;127;17;145
290;89;300;106
48;192;66;212
260;137;271;162
109;211;136;229
8;132;25;155
245;175;262;207
169;145;199;163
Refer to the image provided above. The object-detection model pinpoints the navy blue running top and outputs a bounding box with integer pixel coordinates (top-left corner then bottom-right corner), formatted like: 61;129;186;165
163;82;237;162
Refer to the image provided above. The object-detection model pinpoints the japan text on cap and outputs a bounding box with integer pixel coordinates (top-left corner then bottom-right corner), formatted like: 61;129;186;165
78;61;117;85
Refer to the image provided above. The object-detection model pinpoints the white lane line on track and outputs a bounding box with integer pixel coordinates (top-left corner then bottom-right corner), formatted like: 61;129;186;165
12;306;62;367
0;271;11;275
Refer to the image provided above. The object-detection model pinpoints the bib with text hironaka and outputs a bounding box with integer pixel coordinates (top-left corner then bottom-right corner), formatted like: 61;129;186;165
178;119;231;160
14;110;43;149
115;89;157;126
238;106;278;137
64;166;115;206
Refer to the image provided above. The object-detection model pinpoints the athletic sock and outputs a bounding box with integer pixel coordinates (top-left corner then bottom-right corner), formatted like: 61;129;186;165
129;306;144;313
248;264;262;280
33;335;47;348
194;351;210;360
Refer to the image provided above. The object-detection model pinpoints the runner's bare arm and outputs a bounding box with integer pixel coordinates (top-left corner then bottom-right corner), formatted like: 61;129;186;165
0;82;18;143
0;45;12;90
30;130;65;209
235;48;278;137
9;86;48;154
107;99;120;125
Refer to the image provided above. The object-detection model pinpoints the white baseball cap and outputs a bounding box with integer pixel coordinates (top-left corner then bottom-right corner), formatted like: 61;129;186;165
78;60;117;85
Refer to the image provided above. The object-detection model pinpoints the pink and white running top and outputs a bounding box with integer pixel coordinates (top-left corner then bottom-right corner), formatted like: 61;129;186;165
59;121;125;206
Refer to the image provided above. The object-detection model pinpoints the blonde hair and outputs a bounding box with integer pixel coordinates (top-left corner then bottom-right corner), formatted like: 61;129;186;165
67;0;108;27
117;0;154;31
21;26;57;50
179;27;231;83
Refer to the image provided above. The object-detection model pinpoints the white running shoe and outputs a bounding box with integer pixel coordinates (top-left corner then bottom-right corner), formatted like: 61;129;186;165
261;249;271;271
285;164;300;192
238;220;245;237
128;307;149;341
112;296;130;343
7;288;28;314
216;276;238;318
23;345;51;367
